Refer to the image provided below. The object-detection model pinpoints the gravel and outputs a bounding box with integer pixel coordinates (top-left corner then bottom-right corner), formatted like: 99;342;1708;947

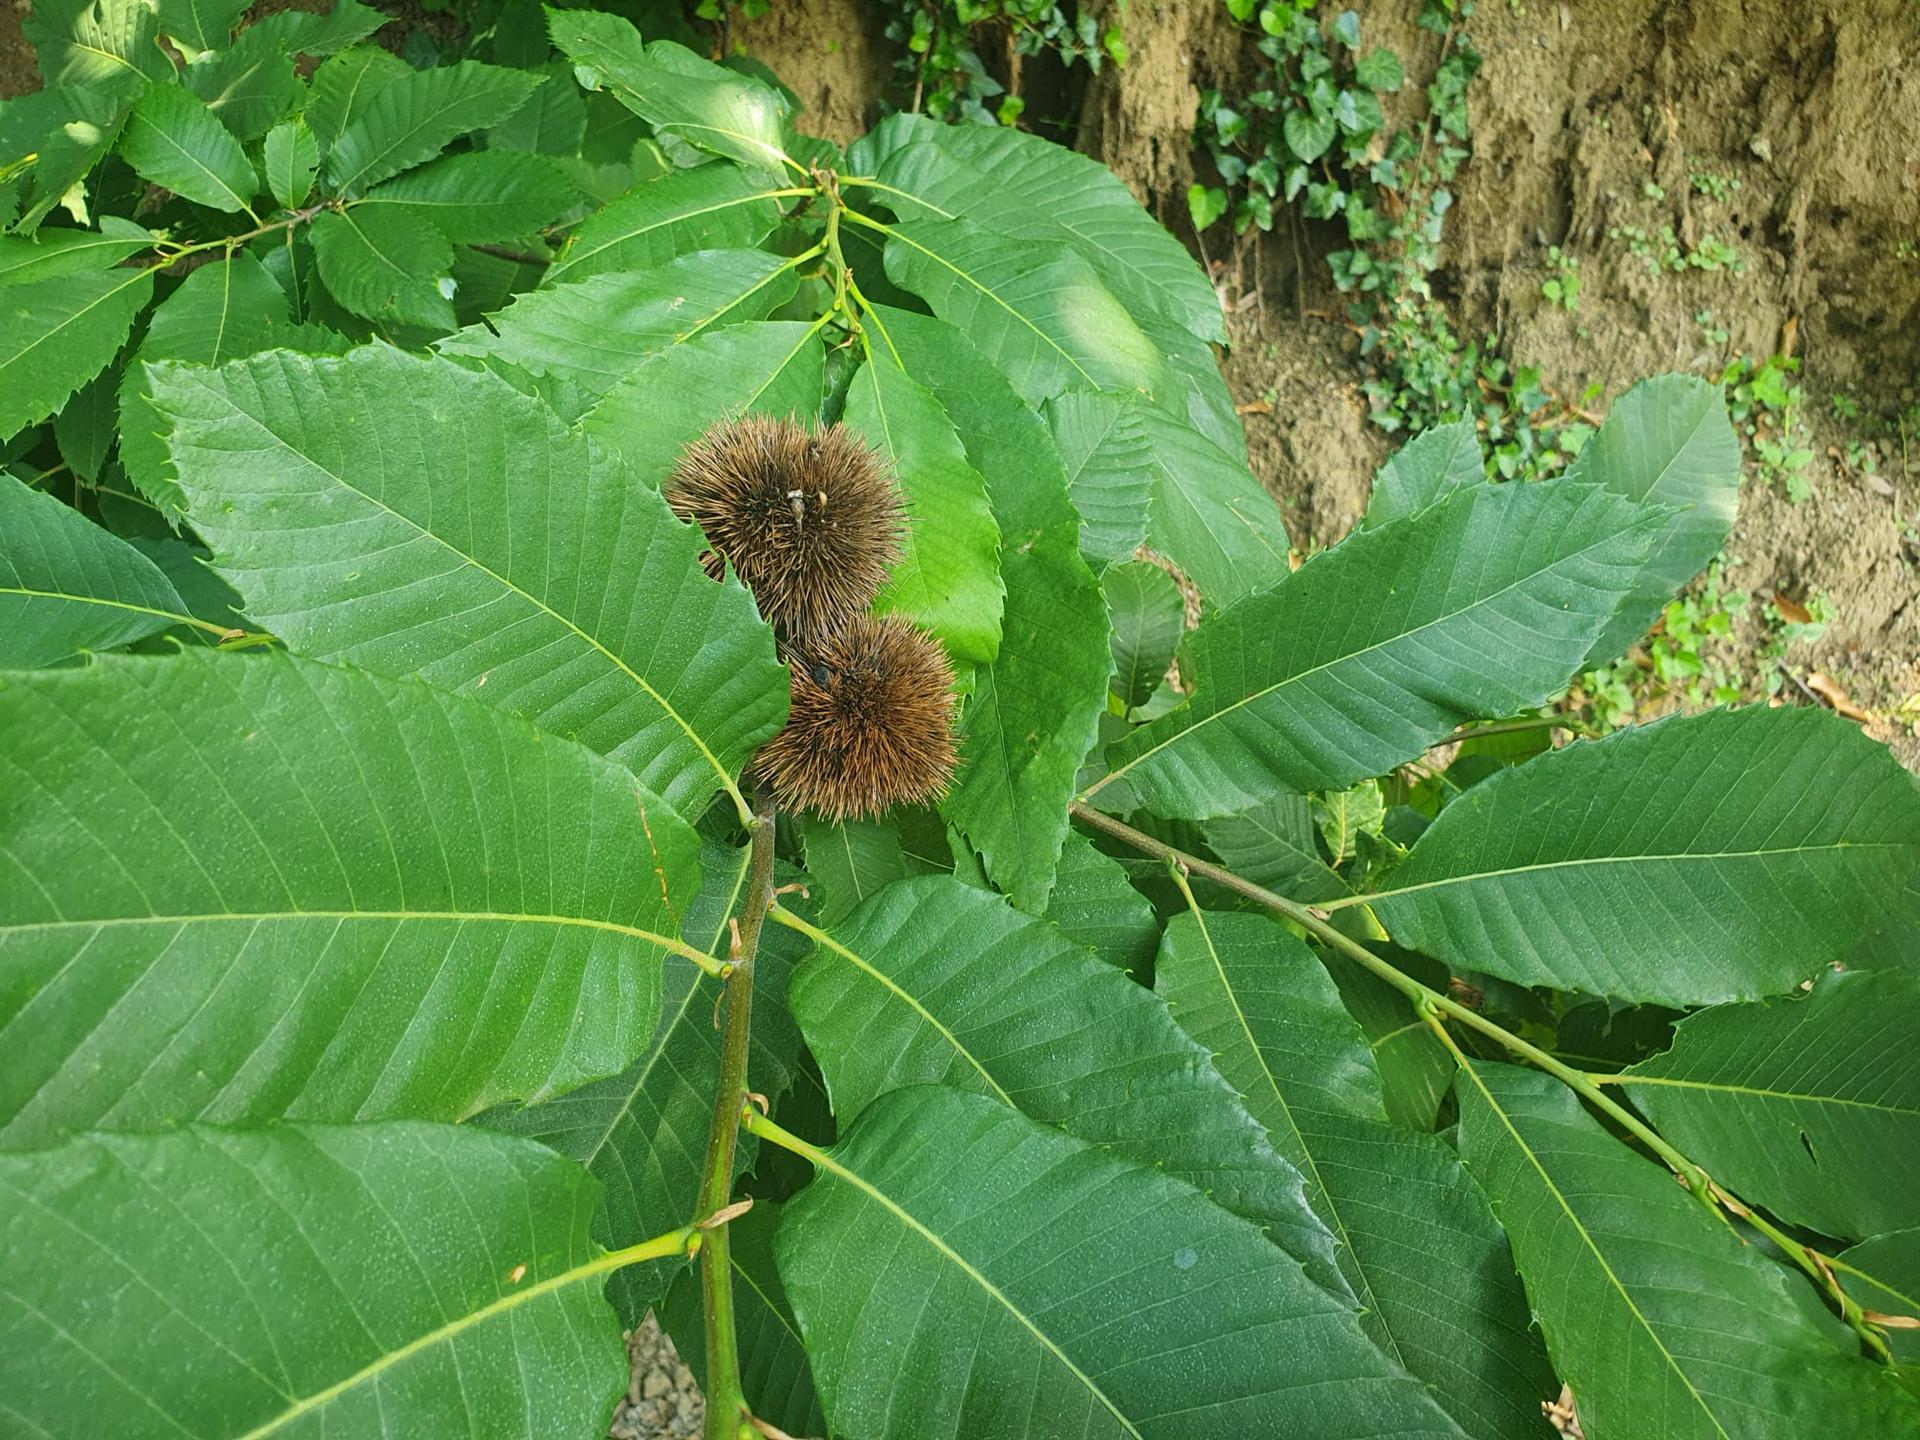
608;1313;704;1439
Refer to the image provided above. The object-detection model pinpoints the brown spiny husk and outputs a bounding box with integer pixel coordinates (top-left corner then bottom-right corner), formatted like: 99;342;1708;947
664;414;905;642
759;615;958;821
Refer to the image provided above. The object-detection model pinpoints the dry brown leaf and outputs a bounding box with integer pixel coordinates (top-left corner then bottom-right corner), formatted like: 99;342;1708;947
1806;671;1872;723
1772;591;1813;625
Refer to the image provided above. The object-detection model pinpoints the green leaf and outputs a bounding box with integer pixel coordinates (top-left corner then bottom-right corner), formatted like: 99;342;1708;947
852;113;1225;344
800;815;936;926
1456;1062;1920;1440
787;876;1350;1297
1087;477;1665;819
1048;389;1293;605
1042;829;1160;974
0;472;193;665
844;340;1004;666
118;80;259;213
1565;373;1742;664
546;162;784;285
1157;910;1557;1440
360;149;579;244
1835;1231;1920;1383
482;837;807;1321
1284;106;1336;162
1104;559;1184;708
1316;780;1385;864
120;252;349;515
1616;969;1920;1237
1364;417;1484;527
156;0;248;51
582;320;824;484
1367;707;1920;1005
865;305;1111;908
0;264;151;442
775;1084;1466;1439
487;65;588;155
0;651;700;1146
879;214;1167;408
149;345;789;818
547;7;792;173
1355;46;1405;91
1201;795;1349;902
24;0;169;85
663;1201;828;1436
311;203;457;329
1048;386;1152;567
439;248;799;397
305;44;409;150
0;221;153;285
0;1121;630;1437
53;348;123;481
244;0;386;59
180;28;302;140
263;116;318;208
325;59;543;194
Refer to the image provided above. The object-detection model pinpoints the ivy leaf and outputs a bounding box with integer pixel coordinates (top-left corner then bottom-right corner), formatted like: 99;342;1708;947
788;876;1351;1299
1364;417;1484;527
0;265;151;442
547;7;792;173
359;149;579;244
1104;559;1184;708
24;0;170;85
844;340;1004;667
118;81;259;213
120;253;350;515
482;838;808;1323
1087;477;1665;818
311;205;458;329
1284;107;1337;163
879;213;1167;408
1367;707;1920;1005
546;162;785;285
148;345;789;818
0;1122;628;1437
583;320;825;484
1355;47;1405;92
324;59;543;194
261;118;318;209
439;248;799;396
1157;911;1557;1440
870;305;1110;909
0;651;701;1146
1457;1063;1920;1439
775;1084;1467;1439
1565;373;1742;665
1617;969;1920;1237
0;472;192;665
852;113;1225;344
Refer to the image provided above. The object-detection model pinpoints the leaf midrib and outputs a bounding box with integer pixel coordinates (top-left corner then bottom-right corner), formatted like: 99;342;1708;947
1465;1062;1731;1440
1612;1073;1920;1117
803;1135;1142;1438
3;909;686;951
1086;499;1657;801
175;369;742;802
1351;841;1918;910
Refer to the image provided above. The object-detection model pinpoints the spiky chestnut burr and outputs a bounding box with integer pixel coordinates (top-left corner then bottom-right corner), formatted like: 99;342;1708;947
664;415;905;642
758;615;958;821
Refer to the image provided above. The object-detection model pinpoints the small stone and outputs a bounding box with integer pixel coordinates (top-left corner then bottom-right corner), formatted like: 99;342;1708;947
1748;134;1773;162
